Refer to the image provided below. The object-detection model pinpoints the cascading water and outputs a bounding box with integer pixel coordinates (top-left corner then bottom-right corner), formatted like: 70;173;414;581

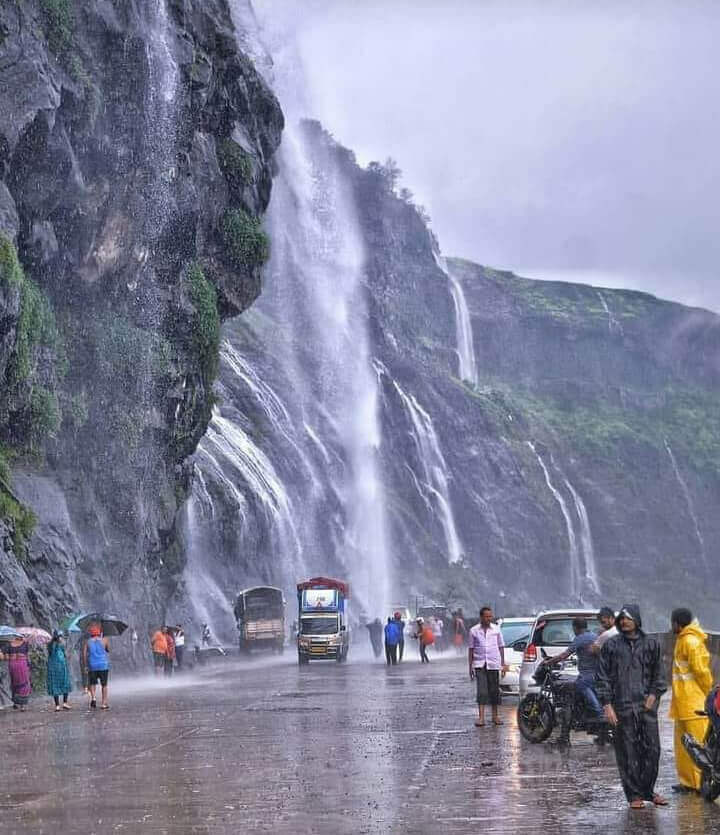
438;255;478;386
181;13;392;629
389;373;464;565
665;441;706;566
528;442;582;599
597;290;622;335
562;476;599;595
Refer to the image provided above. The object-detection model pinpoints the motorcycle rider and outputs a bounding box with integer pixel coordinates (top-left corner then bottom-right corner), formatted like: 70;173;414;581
596;603;668;809
543;616;604;746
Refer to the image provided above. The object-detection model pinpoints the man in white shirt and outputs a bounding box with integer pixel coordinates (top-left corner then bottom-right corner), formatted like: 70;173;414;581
468;607;508;727
592;607;618;654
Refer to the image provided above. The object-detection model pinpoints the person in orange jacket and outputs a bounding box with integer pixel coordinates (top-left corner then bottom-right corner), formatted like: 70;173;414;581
669;608;714;793
151;627;168;676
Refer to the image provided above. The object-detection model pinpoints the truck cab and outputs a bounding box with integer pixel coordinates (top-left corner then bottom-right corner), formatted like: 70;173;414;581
234;586;286;654
296;577;350;664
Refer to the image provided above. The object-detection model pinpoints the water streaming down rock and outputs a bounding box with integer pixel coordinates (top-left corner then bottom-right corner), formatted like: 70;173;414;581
562;476;599;596
527;442;582;600
439;255;478;386
389;374;464;565
665;441;707;566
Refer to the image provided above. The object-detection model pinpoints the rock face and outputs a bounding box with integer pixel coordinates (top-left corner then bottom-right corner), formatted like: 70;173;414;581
190;123;720;637
0;0;282;630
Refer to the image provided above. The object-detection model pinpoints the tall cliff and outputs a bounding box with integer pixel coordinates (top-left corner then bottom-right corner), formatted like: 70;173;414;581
0;0;282;628
188;122;720;637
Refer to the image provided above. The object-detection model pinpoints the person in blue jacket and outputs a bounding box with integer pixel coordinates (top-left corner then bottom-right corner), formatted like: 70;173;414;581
83;624;110;710
384;617;400;666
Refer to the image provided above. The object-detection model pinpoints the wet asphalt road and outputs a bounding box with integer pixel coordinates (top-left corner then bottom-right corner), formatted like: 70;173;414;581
2;650;719;834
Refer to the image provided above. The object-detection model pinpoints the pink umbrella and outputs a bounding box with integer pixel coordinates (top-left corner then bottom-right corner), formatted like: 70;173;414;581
17;627;52;646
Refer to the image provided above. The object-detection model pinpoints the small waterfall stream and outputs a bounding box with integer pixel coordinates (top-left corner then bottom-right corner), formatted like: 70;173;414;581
665;441;706;566
562;476;599;595
391;375;464;564
438;255;478;386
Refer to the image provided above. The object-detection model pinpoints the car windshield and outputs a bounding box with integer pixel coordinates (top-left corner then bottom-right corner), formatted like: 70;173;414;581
300;617;338;635
532;617;601;646
500;622;533;645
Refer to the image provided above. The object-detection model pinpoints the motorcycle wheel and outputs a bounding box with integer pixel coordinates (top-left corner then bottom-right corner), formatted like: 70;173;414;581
700;771;720;803
517;694;554;743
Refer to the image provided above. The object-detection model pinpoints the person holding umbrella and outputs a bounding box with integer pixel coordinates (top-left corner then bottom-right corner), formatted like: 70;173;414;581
47;630;72;711
83;623;110;709
0;627;31;710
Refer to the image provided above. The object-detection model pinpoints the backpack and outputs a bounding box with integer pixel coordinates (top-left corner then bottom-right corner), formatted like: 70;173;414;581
422;626;435;645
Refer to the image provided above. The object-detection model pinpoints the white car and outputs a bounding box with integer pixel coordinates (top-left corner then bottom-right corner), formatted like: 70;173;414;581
518;609;602;696
496;617;535;694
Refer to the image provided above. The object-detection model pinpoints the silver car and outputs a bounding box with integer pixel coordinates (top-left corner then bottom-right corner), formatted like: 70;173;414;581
496;617;535;694
518;609;601;696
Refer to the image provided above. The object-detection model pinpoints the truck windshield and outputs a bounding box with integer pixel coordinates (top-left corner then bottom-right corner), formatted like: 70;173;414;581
301;618;338;635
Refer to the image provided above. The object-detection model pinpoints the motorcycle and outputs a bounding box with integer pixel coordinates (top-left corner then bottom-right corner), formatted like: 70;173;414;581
681;687;720;802
517;654;611;744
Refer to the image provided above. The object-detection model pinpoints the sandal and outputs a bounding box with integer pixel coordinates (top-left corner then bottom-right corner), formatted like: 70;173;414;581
101;704;110;710
90;699;97;709
630;799;644;809
474;720;485;727
62;703;71;710
652;794;668;806
493;718;505;726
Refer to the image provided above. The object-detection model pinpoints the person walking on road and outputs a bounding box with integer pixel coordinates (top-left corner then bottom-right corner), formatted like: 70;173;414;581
432;616;444;653
201;623;211;647
384;618;400;665
596;604;668;809
47;630;72;711
151;627;167;675
469;607;507;726
130;628;139;667
366;618;383;658
84;624;110;710
414;617;433;664
669;607;713;794
393;612;406;662
175;625;185;671
1;636;32;710
453;610;467;653
164;627;176;677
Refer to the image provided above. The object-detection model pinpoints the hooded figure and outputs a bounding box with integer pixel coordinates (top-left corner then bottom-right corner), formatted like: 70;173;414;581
596;603;668;809
669;609;713;792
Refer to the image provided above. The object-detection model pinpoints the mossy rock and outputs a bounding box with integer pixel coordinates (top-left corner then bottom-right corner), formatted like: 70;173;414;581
221;209;269;269
186;263;219;383
217;140;254;189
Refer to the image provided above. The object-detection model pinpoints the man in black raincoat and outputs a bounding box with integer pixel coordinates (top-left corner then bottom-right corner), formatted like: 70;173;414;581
596;604;668;809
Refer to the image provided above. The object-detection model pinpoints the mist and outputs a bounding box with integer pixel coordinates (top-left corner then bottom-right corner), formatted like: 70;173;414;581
255;0;720;312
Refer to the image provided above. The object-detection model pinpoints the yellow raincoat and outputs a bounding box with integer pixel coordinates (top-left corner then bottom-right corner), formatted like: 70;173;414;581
670;620;714;790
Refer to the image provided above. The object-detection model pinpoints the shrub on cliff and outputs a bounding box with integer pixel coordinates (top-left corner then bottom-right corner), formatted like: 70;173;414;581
217;140;254;190
221;209;269;269
186;263;219;383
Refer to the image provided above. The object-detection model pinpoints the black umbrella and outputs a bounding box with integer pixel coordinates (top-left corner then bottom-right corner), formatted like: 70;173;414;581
77;613;128;636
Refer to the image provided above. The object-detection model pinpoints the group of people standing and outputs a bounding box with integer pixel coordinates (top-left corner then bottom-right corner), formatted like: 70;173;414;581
1;623;112;711
150;625;186;676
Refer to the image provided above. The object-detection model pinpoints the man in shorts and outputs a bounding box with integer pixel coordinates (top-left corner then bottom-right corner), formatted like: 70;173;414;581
469;606;508;726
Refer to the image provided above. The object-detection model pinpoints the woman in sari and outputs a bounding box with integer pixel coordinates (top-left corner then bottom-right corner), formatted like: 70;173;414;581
1;637;32;710
47;631;72;711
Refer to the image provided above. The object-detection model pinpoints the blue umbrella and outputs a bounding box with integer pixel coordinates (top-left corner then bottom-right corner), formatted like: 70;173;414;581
59;613;87;634
0;625;23;643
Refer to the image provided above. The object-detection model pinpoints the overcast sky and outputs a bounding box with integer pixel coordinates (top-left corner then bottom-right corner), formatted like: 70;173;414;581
255;0;720;312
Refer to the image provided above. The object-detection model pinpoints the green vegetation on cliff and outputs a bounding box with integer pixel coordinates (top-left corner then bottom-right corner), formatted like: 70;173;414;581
460;378;720;478
221;209;269;269
217;139;254;189
186;263;220;383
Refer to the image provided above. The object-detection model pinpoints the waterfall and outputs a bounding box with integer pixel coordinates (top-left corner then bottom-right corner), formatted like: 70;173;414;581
597;290;622;335
437;255;478;386
528;442;581;599
181;13;392;621
390;376;464;564
562;476;599;595
665;441;706;566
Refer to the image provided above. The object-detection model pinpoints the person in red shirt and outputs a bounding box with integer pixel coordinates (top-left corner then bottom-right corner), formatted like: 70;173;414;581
164;627;176;677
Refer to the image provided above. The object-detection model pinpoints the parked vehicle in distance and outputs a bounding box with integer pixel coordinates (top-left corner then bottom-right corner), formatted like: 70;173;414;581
496;616;535;694
296;577;350;664
518;609;601;696
234;586;286;654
